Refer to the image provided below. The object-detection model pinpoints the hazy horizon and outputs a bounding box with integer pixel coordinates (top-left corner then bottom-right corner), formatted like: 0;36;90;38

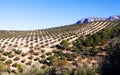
0;0;120;30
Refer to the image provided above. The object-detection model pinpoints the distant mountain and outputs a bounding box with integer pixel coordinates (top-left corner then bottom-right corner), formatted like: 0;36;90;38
76;15;120;24
107;15;120;21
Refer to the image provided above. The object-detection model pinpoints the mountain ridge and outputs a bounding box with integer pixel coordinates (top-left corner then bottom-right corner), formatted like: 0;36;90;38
76;15;120;24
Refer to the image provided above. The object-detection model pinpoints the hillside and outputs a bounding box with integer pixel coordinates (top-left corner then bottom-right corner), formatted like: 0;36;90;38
0;20;118;51
0;20;120;75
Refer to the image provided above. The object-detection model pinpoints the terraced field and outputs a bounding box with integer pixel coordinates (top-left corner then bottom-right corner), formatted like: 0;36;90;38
0;20;119;71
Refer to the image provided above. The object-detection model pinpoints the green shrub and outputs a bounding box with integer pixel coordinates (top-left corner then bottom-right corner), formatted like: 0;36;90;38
12;63;18;67
71;66;97;75
34;57;40;61
0;57;6;61
8;54;14;58
60;40;70;50
34;52;39;55
21;59;26;63
28;56;33;60
15;50;22;54
26;61;32;65
5;60;12;64
21;53;27;57
14;57;20;61
29;50;34;54
46;52;52;56
41;49;45;53
3;52;11;56
0;62;10;73
0;49;4;53
13;44;18;47
41;54;45;58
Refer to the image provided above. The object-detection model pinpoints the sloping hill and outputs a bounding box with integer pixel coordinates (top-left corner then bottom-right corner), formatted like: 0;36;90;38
0;20;119;72
0;20;119;52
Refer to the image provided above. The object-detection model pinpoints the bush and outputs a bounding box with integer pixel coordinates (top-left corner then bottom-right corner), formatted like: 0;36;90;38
41;49;45;53
0;57;6;61
21;59;26;63
39;59;46;64
16;63;49;75
14;57;20;61
28;56;33;60
13;44;18;47
0;49;4;53
8;54;14;58
60;40;70;50
15;50;22;54
3;52;11;56
26;61;32;65
41;54;45;58
29;50;34;54
21;53;27;57
12;63;18;67
17;64;23;72
5;60;12;64
0;62;10;73
71;66;97;75
46;52;52;56
34;57;40;61
24;44;28;47
2;45;6;48
34;52;39;55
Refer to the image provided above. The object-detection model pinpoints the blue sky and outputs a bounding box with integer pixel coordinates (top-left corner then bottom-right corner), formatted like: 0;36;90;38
0;0;120;30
